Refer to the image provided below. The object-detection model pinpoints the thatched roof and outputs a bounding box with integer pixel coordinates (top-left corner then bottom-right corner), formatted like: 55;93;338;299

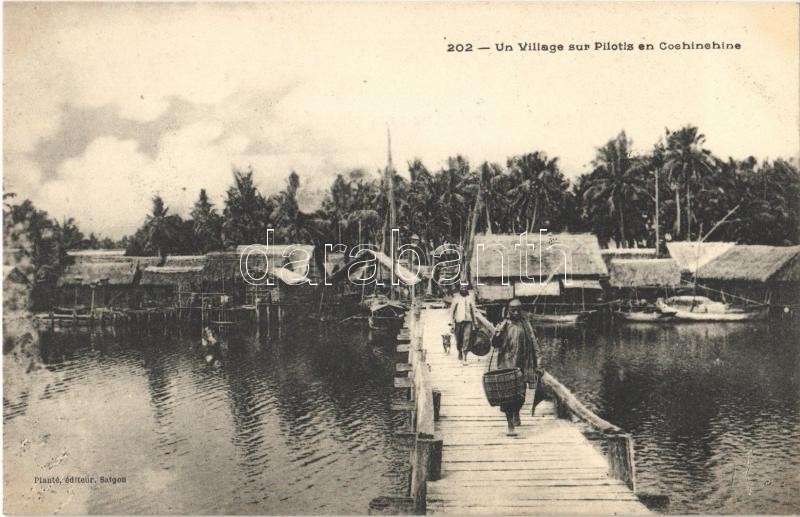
609;259;681;288
67;250;162;269
163;255;206;268
235;244;317;280
470;233;608;282
201;251;241;282
67;249;126;262
58;262;136;286
666;241;735;275
328;249;423;285
140;266;203;287
600;248;656;268
696;245;800;283
203;246;318;285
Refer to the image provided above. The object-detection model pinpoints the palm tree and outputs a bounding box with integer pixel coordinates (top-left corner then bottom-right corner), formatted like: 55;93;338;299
427;157;471;247
190;189;223;253
583;131;649;247
56;217;85;250
144;196;177;264
506;152;566;233
222;167;271;245
664;126;716;240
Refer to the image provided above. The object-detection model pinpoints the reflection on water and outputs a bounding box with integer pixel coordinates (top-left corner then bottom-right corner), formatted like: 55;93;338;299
537;319;800;514
4;322;409;515
5;316;799;514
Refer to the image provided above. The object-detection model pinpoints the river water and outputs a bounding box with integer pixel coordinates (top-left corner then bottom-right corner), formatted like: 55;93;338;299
3;322;409;515
536;318;800;514
4;316;799;514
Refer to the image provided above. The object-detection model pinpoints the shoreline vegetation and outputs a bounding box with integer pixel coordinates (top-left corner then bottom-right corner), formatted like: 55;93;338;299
4;125;799;308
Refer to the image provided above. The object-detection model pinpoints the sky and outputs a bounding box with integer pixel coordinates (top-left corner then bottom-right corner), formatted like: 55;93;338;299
4;2;799;239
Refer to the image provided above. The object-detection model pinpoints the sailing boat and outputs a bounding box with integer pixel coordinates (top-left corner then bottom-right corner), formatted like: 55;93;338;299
613;297;677;322
363;128;408;331
656;296;767;322
657;205;767;322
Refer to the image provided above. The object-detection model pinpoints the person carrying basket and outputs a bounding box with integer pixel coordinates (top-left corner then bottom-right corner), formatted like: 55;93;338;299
450;285;477;365
490;298;541;436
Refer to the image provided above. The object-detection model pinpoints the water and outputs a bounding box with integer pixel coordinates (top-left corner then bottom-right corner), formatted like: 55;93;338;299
3;322;409;515
4;316;799;514
535;318;800;514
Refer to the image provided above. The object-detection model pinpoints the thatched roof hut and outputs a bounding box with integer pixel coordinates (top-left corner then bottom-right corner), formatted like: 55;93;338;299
696;245;800;283
57;262;137;286
666;242;735;275
470;233;608;282
609;259;681;288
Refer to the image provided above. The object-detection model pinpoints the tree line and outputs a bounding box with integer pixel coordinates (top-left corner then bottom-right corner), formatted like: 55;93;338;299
5;124;799;285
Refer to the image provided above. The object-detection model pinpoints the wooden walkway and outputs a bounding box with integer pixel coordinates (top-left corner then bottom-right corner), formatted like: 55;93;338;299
419;307;650;516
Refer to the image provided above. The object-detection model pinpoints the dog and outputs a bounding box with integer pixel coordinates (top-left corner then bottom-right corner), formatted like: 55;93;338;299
441;334;452;354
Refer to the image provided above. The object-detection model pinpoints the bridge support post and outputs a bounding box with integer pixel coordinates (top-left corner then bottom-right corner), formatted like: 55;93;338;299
607;432;636;492
432;390;441;421
424;436;443;481
410;435;433;515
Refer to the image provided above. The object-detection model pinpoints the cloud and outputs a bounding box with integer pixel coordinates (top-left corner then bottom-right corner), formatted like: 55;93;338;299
26;121;355;238
5;3;799;238
36;137;152;236
4;154;44;201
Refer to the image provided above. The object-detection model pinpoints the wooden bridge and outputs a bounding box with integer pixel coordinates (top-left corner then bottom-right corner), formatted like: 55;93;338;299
370;305;652;516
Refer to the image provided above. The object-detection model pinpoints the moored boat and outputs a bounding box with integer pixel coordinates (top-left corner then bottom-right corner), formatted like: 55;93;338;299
529;310;594;325
613;300;677;322
614;308;676;322
656;295;768;322
364;295;407;331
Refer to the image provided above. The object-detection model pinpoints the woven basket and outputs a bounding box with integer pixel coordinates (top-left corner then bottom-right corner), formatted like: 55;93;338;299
470;327;492;357
482;367;525;406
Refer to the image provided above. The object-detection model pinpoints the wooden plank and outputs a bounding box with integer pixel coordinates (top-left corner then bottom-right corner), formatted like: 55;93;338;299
430;478;630;488
441;455;608;468
414;307;649;517
394;377;413;389
427;500;650;515
427;489;639;502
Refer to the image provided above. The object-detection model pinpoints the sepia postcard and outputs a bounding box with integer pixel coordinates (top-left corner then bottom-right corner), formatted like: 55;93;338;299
3;2;800;515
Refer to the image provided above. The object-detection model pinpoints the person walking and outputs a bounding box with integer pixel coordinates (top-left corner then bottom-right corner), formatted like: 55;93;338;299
450;285;476;365
491;298;540;436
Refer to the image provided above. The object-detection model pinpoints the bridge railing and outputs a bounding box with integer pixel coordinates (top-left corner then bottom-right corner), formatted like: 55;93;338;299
540;372;637;492
369;302;442;516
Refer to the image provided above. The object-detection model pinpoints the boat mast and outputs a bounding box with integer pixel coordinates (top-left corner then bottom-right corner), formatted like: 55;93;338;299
691;204;740;295
384;128;397;300
654;166;660;258
462;164;484;285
